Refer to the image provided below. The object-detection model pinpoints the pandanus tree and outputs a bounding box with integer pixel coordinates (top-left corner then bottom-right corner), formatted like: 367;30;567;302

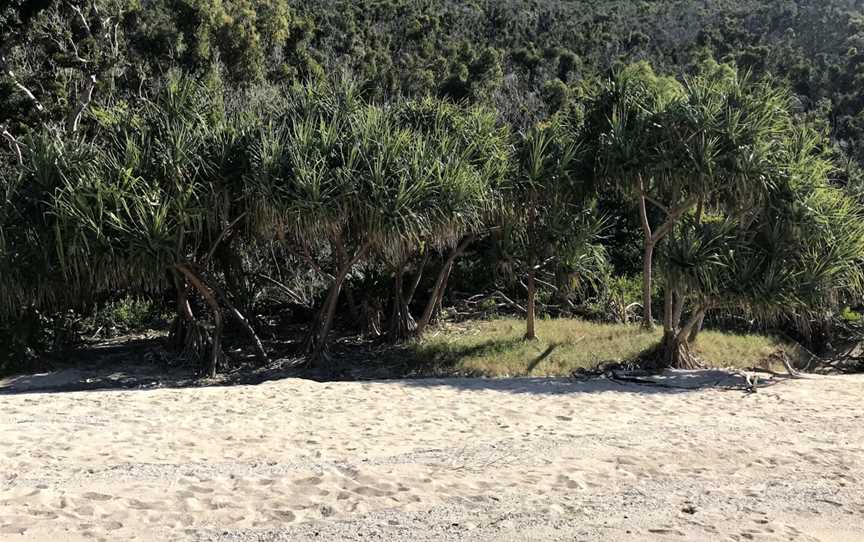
656;123;864;368
584;62;686;330
503;122;608;340
386;98;511;341
0;132;97;318
246;83;504;362
586;61;796;335
653;64;787;356
47;77;267;376
247;82;370;365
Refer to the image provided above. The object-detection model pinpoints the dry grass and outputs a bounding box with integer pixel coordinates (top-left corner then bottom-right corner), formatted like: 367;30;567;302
401;318;806;377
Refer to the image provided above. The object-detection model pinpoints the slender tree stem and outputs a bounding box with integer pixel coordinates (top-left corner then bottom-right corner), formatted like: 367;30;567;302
176;264;222;377
416;235;475;336
525;269;537;340
306;243;369;365
211;281;269;365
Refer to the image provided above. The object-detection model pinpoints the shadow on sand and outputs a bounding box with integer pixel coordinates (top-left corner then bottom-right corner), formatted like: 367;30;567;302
0;336;791;397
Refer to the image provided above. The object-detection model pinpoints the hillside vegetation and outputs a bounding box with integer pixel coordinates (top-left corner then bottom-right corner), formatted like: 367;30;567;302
1;1;864;376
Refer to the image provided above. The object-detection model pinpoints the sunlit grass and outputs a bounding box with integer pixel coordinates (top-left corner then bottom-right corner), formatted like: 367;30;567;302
399;318;804;377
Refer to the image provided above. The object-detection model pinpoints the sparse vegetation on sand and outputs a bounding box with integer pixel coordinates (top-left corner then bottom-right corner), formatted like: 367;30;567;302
396;318;806;378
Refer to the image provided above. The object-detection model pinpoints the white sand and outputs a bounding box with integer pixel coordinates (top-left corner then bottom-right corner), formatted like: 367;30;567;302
1;372;864;541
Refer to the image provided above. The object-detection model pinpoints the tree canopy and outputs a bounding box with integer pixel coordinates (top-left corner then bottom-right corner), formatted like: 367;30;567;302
3;1;864;374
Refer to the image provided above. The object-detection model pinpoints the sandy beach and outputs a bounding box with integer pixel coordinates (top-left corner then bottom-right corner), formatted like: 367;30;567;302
1;371;863;541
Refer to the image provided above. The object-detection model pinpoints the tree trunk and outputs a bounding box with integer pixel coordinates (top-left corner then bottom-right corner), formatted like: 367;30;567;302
659;307;707;370
214;285;269;365
661;331;697;369
343;286;361;329
169;270;195;350
430;262;451;325
637;182;699;332
176;264;223;378
637;186;655;331
304;269;346;364
672;290;685;330
304;243;368;366
688;312;705;343
642;240;655;330
333;237;362;329
388;264;417;342
306;279;341;363
416;235;474;337
525;270;537;340
662;281;674;336
361;296;383;338
168;269;211;366
388;268;402;340
405;250;431;307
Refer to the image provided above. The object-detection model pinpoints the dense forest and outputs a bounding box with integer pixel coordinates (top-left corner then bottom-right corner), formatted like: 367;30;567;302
3;0;864;376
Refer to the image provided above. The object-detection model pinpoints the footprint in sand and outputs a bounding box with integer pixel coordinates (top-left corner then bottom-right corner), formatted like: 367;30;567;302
188;485;214;494
293;476;322;486
352;486;392;497
75;506;95;516
127;499;155;510
83;492;113;501
29;509;59;520
555;474;587;490
0;525;27;535
269;509;296;522
648;528;685;536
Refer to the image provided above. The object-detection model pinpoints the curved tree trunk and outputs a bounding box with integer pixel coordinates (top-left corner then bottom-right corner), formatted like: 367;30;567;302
642;240;655;330
212;284;269;365
169;270;196;349
416;235;475;337
304;279;341;363
661;331;698;369
218;245;242;309
637;180;699;331
430;264;451;325
304;242;369;366
388;263;417;342
659;307;707;370
214;240;268;364
360;296;383;338
176;264;223;378
416;263;450;337
168;269;211;365
405;250;431;307
688;312;705;343
525;269;537;340
332;237;363;330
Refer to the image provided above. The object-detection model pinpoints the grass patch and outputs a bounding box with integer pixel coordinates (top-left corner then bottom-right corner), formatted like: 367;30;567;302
397;318;805;377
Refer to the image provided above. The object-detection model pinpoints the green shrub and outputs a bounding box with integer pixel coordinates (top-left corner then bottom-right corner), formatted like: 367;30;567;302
79;296;171;339
841;306;861;323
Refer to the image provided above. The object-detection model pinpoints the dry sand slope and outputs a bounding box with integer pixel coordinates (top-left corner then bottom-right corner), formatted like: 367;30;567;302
1;372;864;541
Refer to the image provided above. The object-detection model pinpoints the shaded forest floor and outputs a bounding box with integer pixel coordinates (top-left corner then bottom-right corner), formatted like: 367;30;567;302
0;318;811;394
